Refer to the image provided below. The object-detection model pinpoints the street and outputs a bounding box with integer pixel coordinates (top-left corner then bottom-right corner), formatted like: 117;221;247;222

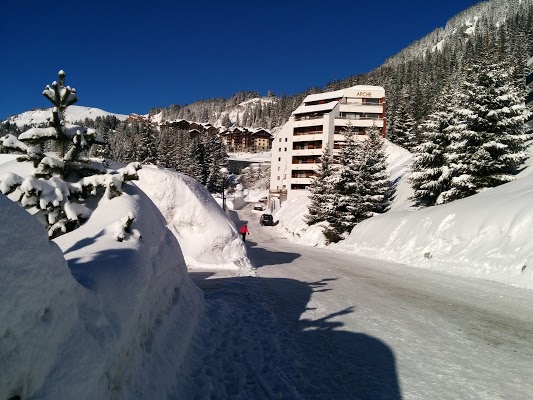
188;205;533;399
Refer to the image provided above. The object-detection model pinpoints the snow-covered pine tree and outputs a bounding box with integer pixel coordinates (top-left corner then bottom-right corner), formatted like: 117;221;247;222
409;84;460;207
323;124;391;243
206;132;229;193
322;125;366;243
305;145;335;226
0;70;141;238
441;50;529;203
156;126;180;169
391;91;418;151
358;125;392;215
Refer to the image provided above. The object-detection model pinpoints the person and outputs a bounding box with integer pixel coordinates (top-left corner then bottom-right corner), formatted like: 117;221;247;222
239;223;249;242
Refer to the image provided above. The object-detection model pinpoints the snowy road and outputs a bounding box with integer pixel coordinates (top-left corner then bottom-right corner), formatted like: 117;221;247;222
185;206;533;400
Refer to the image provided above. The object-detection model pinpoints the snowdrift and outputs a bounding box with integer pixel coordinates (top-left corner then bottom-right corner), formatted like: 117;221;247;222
135;166;254;274
0;179;204;398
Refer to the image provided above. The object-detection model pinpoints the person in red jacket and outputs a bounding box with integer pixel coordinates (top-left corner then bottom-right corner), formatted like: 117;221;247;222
239;223;249;242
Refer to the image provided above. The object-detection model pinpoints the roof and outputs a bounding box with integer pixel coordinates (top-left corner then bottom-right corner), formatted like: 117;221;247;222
303;85;385;103
292;101;339;115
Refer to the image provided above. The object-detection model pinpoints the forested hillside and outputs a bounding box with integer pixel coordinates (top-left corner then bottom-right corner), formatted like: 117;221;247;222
151;0;533;146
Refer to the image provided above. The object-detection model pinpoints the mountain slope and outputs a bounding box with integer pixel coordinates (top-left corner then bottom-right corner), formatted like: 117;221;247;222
4;105;129;127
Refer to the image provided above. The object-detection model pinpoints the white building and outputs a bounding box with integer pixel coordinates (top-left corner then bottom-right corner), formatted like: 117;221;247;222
269;85;386;202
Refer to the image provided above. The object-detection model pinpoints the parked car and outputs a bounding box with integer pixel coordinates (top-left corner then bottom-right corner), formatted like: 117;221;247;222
260;214;274;226
253;203;265;211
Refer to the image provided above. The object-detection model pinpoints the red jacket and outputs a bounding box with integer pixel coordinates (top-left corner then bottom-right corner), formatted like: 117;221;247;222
239;225;249;234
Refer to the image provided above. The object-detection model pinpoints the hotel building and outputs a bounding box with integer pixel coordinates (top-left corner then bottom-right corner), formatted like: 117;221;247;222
269;85;386;202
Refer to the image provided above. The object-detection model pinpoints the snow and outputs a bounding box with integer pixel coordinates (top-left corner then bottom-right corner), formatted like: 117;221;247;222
228;151;271;163
292;101;339;115
1;131;532;398
134;165;253;273
3;105;128;127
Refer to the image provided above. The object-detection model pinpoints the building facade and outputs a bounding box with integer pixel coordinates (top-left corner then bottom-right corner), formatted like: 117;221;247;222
269;85;386;201
220;127;273;152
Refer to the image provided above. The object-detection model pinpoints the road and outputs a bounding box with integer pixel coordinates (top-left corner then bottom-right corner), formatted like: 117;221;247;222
187;205;533;400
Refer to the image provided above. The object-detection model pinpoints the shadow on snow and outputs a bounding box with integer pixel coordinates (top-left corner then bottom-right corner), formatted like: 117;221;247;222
188;273;402;400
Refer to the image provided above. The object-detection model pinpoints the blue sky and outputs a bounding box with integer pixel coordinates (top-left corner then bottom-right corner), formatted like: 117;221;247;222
1;0;484;120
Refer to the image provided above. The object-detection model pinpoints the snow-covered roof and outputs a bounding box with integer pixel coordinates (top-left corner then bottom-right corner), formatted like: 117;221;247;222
303;90;345;103
292;101;339;115
303;85;385;104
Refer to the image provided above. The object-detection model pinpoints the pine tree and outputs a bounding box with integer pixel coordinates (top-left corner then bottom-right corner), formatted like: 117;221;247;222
442;56;529;203
409;85;459;207
359;126;392;215
0;70;141;238
322;128;366;243
391;91;418;151
305;145;335;225
323;125;392;243
205;133;229;193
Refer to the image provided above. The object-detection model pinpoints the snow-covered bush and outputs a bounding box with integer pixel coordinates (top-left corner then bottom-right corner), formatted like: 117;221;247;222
0;70;141;238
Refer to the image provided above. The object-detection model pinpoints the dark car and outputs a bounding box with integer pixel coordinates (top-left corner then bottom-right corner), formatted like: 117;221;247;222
259;213;274;226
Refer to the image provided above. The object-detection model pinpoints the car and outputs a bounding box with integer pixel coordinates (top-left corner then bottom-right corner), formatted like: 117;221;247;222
253;203;265;211
260;213;274;226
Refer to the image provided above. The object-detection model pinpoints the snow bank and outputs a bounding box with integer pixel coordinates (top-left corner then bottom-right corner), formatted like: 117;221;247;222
135;166;254;274
274;195;327;247
335;171;533;289
1;174;205;398
0;194;83;399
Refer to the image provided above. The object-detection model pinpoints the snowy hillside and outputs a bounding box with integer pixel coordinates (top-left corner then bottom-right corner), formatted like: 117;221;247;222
4;105;128;127
273;141;533;289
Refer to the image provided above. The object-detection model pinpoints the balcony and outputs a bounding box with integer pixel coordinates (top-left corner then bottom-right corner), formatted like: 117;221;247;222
291;170;316;178
293;129;323;136
293;133;324;142
292;163;320;171
339;104;384;114
294;113;325;121
335;117;384;128
292;148;323;157
291;177;312;185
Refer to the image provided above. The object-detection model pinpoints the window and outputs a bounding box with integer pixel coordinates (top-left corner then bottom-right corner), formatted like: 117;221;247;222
279;138;281;142
279;148;281;152
285;138;287;142
284;147;287;151
278;157;281;161
277;176;280;180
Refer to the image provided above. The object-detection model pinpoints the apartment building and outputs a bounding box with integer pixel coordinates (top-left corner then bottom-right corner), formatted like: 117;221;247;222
269;85;386;201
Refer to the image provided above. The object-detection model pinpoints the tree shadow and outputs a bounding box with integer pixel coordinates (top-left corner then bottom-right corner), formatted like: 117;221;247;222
187;274;402;399
245;239;301;268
